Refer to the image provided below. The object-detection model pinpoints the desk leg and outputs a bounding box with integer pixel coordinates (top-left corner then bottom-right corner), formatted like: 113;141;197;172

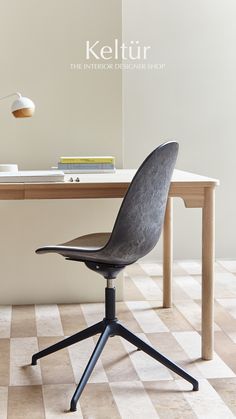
163;198;173;308
202;187;215;360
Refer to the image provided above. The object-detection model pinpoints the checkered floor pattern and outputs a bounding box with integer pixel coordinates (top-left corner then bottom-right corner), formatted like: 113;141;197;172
0;260;236;418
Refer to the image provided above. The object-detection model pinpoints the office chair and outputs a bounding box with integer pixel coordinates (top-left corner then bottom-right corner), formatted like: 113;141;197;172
31;141;199;412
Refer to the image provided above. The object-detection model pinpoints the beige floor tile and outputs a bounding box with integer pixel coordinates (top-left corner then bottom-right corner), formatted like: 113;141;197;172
175;301;220;332
174;276;201;300
209;377;236;416
110;381;158;418
35;305;64;337
149;303;194;332
173;332;235;379
125;263;148;277
43;384;83;418
174;301;202;331
124;275;145;301
39;337;74;385
100;335;139;382
177;261;225;275
214;331;236;374
131;275;163;300
0;339;9;386
178;261;202;275
68;337;108;383
116;302;142;333
0;306;12;338
81;303;104;326
139;262;163;276
192;275;201;284
216;298;236;319
214;262;229;273
172;283;193;301
147;332;201;379
80;383;121;419
155;278;190;301
214;301;236;342
144;380;197;419
11;305;37;338
121;333;172;381
178;378;235;418
218;260;236;273
8;386;45;419
226;332;236;344
214;273;236;297
126;301;168;333
58;304;87;336
173;262;192;276
0;387;8;419
10;337;42;386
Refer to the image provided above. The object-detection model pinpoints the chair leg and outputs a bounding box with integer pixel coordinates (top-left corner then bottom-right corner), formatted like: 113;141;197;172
31;321;104;365
70;324;111;412
117;323;199;391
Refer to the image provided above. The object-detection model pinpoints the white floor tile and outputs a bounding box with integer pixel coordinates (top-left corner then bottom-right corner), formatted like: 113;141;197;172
121;333;172;381
139;263;163;276
35;305;64;337
175;301;220;331
215;273;236;297
110;381;159;419
218;260;236;273
68;338;108;383
81;303;104;326
217;299;236;319
10;337;42;386
126;301;168;333
131;276;163;300
43;384;83;418
175;276;201;300
178;378;235;418
173;332;235;379
0;306;12;338
0;387;8;419
178;261;201;275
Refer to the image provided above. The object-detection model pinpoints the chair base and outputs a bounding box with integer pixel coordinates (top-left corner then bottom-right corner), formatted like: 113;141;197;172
31;317;199;412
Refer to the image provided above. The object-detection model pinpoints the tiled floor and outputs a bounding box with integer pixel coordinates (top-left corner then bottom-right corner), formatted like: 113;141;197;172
0;260;236;418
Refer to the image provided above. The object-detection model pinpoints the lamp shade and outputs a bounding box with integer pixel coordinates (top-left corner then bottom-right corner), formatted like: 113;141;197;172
11;96;35;118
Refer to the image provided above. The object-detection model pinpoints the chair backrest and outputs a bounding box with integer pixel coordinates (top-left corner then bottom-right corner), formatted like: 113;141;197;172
102;141;179;265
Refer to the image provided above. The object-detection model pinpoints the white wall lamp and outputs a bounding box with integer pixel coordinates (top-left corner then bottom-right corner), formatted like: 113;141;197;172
0;92;35;118
0;92;35;172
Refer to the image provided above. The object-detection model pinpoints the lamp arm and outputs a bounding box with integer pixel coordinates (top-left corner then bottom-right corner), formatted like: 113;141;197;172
0;92;22;101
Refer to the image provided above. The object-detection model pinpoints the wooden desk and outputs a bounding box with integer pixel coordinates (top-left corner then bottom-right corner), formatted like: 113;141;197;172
0;169;219;360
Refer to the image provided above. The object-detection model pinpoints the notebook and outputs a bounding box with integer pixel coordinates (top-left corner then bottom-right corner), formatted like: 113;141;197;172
0;170;65;183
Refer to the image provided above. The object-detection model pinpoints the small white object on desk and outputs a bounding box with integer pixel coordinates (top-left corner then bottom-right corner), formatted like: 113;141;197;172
0;164;18;172
0;170;65;183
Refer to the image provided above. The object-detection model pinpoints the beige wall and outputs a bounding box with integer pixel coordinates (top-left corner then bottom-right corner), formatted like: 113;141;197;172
123;0;236;259
1;0;235;304
0;0;123;304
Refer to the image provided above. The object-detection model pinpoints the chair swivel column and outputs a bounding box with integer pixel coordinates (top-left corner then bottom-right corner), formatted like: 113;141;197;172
105;278;116;321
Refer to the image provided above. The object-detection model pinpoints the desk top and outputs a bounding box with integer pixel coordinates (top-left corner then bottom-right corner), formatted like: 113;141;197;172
75;169;219;186
0;169;219;200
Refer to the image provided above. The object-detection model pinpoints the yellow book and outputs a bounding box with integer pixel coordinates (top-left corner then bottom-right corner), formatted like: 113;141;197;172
60;156;115;164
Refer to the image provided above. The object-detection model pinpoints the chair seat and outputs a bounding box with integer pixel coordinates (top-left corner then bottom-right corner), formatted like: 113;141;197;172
36;232;112;263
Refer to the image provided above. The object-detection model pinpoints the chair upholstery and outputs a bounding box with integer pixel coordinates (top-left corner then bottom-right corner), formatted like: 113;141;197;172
36;141;179;265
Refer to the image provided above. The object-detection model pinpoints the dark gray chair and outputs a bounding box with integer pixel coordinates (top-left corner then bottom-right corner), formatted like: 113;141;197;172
31;141;198;412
